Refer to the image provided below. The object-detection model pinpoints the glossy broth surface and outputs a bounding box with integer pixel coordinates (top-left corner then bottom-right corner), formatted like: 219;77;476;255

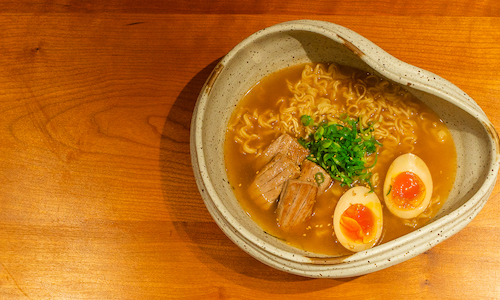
224;63;457;255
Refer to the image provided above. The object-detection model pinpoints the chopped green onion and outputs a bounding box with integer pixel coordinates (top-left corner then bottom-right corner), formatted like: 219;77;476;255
386;185;392;196
314;172;325;186
301;115;314;126
299;114;382;189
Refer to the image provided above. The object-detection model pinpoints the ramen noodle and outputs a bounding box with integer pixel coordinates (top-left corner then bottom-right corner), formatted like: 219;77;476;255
225;63;456;255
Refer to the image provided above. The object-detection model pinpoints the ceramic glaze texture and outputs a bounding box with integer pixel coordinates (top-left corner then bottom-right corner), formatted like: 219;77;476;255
190;20;500;278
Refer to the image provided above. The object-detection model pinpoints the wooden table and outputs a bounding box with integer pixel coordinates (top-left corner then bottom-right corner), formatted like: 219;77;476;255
1;1;499;299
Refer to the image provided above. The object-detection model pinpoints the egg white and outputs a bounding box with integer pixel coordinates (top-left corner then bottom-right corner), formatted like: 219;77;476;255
333;186;383;252
383;153;433;219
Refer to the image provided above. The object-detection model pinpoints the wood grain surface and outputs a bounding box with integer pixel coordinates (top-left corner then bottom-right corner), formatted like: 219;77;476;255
0;1;499;299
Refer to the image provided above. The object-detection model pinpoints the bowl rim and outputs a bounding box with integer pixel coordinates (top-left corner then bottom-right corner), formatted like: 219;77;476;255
190;19;500;277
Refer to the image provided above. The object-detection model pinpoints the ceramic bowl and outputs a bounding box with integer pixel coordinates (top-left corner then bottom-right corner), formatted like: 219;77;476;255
190;20;500;278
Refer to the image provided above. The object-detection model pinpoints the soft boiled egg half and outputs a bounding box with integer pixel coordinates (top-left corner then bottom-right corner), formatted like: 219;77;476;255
383;153;433;219
333;186;383;252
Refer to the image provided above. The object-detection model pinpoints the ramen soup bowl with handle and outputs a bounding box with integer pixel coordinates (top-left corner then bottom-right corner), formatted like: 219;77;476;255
190;20;500;278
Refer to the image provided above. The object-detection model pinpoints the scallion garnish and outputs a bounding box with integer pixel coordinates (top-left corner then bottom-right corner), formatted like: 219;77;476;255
300;115;314;126
298;114;382;190
314;172;325;186
386;185;392;196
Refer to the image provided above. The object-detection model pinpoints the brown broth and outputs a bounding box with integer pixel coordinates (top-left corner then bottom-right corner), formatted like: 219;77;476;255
224;63;457;256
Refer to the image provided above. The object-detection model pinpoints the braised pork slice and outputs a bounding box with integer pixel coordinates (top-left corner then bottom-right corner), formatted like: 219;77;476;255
276;179;318;231
255;134;309;170
298;160;332;195
248;153;301;210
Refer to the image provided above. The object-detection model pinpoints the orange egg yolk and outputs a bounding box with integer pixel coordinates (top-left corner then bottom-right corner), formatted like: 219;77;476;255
339;204;375;243
391;171;425;209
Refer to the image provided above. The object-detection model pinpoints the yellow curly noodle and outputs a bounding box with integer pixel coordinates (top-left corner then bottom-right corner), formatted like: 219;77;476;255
230;62;427;161
228;62;454;228
228;107;278;155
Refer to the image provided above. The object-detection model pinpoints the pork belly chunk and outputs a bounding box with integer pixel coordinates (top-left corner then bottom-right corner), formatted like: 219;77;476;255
254;134;309;170
248;153;301;210
298;160;332;195
276;179;318;231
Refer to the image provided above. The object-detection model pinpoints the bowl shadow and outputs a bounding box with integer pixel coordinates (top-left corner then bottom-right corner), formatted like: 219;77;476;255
159;57;356;291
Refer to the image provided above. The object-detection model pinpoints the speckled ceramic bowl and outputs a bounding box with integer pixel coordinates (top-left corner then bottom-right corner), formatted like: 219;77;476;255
190;20;500;278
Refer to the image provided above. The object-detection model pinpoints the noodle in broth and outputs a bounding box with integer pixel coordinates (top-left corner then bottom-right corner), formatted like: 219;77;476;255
225;63;456;255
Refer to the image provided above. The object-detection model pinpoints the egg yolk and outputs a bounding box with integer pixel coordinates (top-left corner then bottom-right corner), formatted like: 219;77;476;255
391;171;425;209
339;204;375;244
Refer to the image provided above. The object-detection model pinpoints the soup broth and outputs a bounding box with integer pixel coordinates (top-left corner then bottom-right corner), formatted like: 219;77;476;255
224;63;457;255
